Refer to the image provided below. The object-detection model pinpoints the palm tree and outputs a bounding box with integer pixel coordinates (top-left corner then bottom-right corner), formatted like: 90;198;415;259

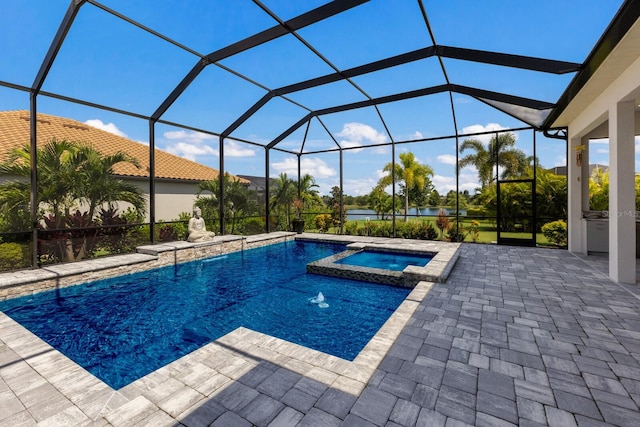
378;152;434;221
368;186;388;220
535;167;567;222
459;132;527;188
196;173;253;234
0;139;146;261
409;165;435;216
0;139;147;224
0;139;77;229
72;145;147;221
298;173;323;208
270;172;296;230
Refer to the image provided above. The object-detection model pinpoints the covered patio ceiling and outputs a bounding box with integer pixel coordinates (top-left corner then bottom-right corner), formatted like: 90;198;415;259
0;0;631;156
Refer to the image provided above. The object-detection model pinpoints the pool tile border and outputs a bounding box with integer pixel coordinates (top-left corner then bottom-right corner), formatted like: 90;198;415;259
0;233;458;425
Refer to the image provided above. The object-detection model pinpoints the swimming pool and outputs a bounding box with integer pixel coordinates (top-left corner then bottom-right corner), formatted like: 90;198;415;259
335;250;433;271
0;241;411;389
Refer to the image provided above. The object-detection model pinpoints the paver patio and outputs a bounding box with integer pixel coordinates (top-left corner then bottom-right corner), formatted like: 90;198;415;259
1;242;639;426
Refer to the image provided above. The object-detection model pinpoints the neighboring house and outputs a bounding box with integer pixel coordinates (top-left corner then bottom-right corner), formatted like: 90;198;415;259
547;164;609;176
236;175;275;204
0;110;247;221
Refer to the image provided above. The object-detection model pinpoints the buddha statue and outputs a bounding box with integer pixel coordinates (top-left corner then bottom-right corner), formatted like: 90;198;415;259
187;207;216;242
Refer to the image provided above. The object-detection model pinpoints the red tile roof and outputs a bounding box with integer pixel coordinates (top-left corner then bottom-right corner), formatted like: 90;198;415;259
0;110;247;183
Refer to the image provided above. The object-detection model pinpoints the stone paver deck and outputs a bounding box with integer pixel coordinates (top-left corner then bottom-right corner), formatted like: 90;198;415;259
1;241;640;426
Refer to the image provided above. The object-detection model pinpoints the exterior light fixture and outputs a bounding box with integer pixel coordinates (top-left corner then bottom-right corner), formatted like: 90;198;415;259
574;144;586;167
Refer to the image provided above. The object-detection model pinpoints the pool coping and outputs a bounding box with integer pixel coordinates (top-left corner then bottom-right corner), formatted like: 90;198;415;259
0;234;460;425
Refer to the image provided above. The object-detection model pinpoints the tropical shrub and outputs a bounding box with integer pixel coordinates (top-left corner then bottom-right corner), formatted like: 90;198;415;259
468;220;481;243
174;212;191;239
394;221;435;239
356;225;369;236
371;222;393;237
0;242;28;271
38;210;100;263
314;214;332;233
435;209;451;240
446;222;467;242
242;217;265;235
98;208;134;254
156;214;191;242
344;221;358;235
395;221;413;238
541;220;567;246
132;224;151;246
158;223;178;242
421;222;439;240
465;207;487;218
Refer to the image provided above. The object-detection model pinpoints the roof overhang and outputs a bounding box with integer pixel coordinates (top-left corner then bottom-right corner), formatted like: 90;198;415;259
548;0;640;128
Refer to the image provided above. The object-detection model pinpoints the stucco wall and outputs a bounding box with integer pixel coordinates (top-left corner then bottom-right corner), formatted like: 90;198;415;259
130;179;202;222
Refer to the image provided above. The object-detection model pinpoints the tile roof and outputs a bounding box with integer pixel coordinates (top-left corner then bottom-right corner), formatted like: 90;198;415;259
0;110;247;183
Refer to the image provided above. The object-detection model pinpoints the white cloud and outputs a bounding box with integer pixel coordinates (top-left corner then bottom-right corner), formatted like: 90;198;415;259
458;163;478;173
596;148;609;154
336;123;387;150
161;131;254;161
165;142;217;161
588;136;640;153
461;123;509;145
225;140;255;157
164;130;216;144
342;177;379;196
271;157;336;179
84;119;127;137
432;172;480;194
554;155;566;167
437;154;457;165
340;140;364;152
411;131;424;140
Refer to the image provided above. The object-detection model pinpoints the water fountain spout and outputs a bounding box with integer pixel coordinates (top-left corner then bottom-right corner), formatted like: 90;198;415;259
309;292;329;308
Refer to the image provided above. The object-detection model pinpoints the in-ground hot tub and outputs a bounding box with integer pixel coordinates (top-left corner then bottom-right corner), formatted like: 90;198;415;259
306;241;459;287
335;249;433;271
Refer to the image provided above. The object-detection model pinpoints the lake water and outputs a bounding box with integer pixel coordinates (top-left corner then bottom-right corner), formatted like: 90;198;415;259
347;208;466;221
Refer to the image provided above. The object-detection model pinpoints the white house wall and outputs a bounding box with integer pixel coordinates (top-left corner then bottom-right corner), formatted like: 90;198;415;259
567;52;640;284
130;179;201;222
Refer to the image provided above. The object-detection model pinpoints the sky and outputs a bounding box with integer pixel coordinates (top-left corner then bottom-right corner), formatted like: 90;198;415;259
0;0;635;197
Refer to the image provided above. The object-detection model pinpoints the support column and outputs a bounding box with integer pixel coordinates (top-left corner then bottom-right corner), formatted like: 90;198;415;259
29;94;39;268
609;100;636;284
265;148;270;233
568;135;586;254
219;136;225;235
148;120;156;243
580;136;591;254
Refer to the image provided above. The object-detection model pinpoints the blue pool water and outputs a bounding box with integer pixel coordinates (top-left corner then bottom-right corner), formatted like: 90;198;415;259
336;250;432;271
0;241;411;389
